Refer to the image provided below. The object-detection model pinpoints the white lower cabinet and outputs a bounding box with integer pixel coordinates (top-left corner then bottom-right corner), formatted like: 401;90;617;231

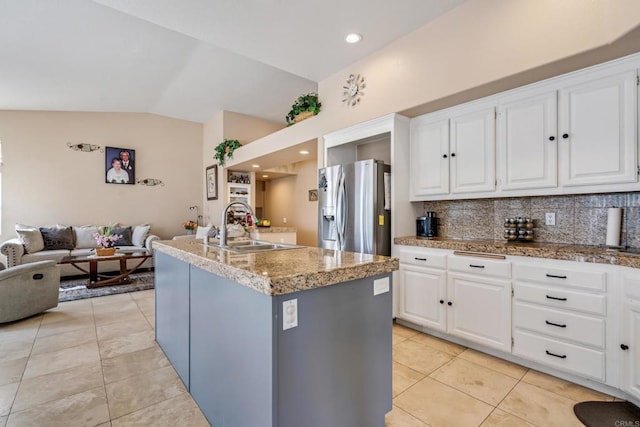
397;264;446;331
394;245;640;400
446;255;511;352
512;260;610;382
621;271;640;401
396;247;511;352
397;248;447;330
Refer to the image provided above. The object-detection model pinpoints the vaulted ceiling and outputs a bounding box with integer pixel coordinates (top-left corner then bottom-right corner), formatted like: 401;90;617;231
0;0;466;123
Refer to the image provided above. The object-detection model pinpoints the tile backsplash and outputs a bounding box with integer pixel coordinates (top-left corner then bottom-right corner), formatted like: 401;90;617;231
421;192;640;248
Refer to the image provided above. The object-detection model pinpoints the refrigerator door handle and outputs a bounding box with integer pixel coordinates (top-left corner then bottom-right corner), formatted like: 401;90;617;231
336;170;347;250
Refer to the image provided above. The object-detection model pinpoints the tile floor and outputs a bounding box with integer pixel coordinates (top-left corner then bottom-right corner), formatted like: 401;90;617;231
0;291;616;426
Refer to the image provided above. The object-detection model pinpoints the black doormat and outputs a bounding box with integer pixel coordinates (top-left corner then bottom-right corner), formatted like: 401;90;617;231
59;271;154;302
574;401;640;427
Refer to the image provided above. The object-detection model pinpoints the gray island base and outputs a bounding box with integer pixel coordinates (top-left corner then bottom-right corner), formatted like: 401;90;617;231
154;247;394;427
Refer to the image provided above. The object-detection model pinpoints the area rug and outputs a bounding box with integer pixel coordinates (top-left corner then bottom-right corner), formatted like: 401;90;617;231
59;271;155;302
574;401;640;427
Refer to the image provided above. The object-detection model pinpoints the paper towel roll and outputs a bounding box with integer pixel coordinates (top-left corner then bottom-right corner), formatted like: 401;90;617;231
605;207;622;247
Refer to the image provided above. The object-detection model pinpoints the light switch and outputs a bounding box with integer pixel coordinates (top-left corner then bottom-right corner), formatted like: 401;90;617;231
282;299;298;330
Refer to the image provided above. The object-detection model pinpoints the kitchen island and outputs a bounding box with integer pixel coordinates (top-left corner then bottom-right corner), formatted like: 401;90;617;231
153;239;398;427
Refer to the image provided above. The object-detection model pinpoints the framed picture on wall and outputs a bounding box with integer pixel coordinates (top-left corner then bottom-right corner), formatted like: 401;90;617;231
206;165;218;200
105;146;135;184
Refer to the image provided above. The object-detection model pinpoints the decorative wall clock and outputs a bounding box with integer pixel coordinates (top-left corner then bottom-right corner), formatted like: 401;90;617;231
342;74;365;106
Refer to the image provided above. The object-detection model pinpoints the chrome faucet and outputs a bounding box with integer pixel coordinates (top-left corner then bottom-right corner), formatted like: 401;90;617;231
219;200;257;247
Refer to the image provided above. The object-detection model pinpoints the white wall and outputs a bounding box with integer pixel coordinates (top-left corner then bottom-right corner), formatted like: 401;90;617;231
0;111;202;240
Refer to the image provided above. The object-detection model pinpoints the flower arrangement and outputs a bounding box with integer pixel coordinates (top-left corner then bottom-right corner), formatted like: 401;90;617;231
93;226;122;249
183;220;198;231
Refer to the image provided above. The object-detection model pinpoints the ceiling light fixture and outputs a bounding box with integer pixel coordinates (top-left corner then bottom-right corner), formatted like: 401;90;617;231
299;150;309;155
262;175;269;178
252;164;260;168
345;33;362;44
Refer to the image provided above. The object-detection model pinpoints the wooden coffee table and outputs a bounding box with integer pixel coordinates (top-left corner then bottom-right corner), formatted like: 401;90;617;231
60;251;152;288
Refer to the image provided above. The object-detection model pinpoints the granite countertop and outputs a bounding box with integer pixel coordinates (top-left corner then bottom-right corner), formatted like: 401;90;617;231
394;236;640;269
251;227;297;233
153;240;398;296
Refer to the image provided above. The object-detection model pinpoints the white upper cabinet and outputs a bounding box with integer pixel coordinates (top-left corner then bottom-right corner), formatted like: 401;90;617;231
558;70;637;187
450;106;496;194
409;117;449;197
409;103;496;200
497;91;558;190
409;54;640;200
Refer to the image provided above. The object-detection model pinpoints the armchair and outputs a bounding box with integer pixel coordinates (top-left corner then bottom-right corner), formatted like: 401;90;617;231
0;260;60;323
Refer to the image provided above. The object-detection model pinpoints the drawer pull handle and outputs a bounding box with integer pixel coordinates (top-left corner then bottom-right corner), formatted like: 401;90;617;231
546;295;567;301
469;264;485;269
546;274;567;279
545;350;567;359
545;320;567;328
414;257;427;261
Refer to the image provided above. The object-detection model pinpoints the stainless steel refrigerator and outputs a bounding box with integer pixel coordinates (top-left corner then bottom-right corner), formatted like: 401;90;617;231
318;159;391;256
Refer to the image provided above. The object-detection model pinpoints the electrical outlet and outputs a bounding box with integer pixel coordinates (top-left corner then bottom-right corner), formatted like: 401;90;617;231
283;217;287;224
282;299;298;330
545;212;556;226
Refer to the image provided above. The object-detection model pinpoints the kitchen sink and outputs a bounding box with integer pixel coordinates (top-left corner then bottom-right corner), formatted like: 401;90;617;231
205;240;302;253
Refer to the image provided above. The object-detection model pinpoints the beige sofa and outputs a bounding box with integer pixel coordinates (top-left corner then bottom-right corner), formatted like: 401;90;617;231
0;224;158;277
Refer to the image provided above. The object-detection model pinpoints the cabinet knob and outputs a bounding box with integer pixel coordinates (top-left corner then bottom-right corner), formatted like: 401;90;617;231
442;154;448;159
549;136;555;141
439;299;444;304
447;301;453;306
621;344;629;351
562;133;569;139
451;153;456;157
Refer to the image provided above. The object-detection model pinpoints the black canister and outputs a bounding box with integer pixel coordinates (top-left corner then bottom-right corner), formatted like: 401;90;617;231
417;212;438;238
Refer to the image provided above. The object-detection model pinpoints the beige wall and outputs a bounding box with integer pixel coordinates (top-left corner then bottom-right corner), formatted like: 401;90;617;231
203;111;286;227
317;0;640;132
263;159;318;247
0;111;202;241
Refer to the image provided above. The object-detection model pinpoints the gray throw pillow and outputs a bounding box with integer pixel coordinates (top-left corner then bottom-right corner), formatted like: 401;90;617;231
112;226;133;246
39;226;75;250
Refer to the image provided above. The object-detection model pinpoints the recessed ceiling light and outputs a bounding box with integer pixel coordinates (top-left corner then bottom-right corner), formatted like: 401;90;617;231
252;164;260;168
299;150;309;155
262;175;269;178
345;33;362;44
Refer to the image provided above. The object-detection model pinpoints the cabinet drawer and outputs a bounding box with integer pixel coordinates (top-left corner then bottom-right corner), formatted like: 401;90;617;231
514;282;606;316
513;329;605;381
513;302;605;348
448;255;510;278
399;249;447;269
514;264;605;291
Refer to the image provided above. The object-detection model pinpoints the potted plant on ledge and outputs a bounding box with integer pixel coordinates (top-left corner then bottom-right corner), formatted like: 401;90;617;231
285;92;321;126
214;139;242;166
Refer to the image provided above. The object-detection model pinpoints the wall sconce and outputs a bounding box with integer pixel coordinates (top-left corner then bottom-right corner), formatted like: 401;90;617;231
67;142;103;152
136;178;165;186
